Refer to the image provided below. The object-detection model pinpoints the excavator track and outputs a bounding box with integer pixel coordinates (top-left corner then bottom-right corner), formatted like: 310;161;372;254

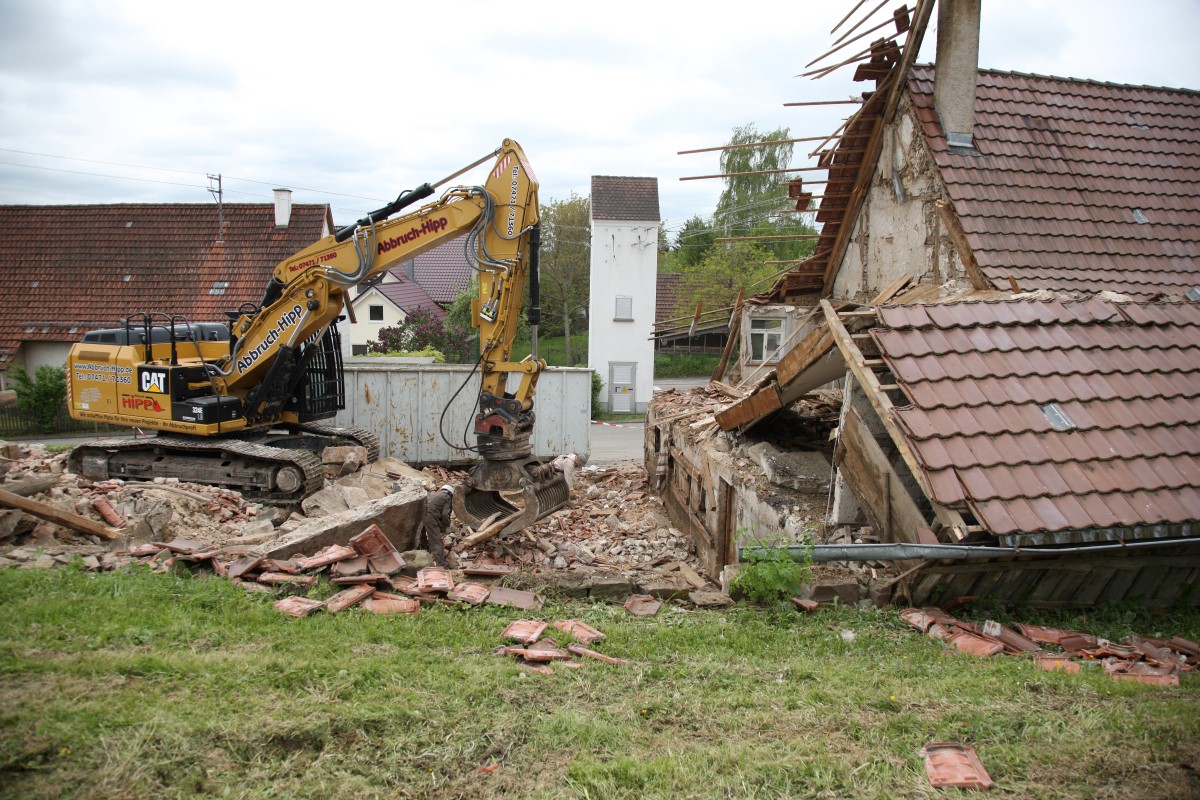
295;421;381;462
69;435;326;504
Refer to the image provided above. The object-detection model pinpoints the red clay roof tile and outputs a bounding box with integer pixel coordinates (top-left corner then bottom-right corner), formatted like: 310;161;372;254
591;176;660;222
876;298;1200;537
910;67;1200;299
0;203;330;363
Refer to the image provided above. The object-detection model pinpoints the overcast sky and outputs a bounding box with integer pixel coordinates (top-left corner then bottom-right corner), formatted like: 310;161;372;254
2;0;1197;236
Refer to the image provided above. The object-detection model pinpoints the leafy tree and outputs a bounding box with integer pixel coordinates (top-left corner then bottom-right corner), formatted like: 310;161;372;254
713;123;794;236
712;123;819;263
668;215;717;271
537;194;590;365
8;364;67;433
679;241;777;312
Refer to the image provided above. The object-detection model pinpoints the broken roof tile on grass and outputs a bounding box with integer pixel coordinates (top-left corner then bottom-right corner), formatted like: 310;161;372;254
920;742;995;790
624;594;661;617
323;584;376;613
448;582;489;605
552;619;606;643
361;593;419;615
274;596;325;618
500;619;546;645
873;298;1200;540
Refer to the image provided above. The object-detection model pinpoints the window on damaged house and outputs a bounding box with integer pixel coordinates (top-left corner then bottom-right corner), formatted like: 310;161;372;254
749;317;785;363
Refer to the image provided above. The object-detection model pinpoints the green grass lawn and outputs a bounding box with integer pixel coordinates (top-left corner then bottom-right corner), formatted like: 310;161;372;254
1;566;1198;799
512;335;588;367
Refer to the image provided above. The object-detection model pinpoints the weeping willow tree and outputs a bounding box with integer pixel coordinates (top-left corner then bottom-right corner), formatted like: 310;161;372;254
712;123;817;263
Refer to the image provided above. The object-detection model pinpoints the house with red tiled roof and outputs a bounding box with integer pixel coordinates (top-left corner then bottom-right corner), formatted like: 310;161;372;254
649;0;1200;608
346;273;445;355
340;237;470;354
0;195;331;387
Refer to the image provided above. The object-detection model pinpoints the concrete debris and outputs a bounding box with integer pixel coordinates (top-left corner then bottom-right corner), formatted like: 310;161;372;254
446;462;709;586
486;586;543;611
901;607;1199;683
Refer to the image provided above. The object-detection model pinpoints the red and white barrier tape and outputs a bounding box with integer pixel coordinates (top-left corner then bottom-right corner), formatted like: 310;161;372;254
590;420;644;429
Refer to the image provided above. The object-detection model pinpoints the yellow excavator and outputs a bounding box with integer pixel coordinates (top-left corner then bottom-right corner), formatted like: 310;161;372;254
66;138;569;533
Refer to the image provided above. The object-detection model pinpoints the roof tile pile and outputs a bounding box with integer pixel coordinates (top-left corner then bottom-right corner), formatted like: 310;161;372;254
910;67;1200;298
872;299;1200;540
591;176;660;222
0;204;330;363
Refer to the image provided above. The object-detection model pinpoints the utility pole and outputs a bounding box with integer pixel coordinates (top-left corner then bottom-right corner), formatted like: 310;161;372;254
207;173;223;241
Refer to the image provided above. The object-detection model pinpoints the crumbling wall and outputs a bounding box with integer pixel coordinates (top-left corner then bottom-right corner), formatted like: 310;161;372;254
646;393;830;579
830;96;970;302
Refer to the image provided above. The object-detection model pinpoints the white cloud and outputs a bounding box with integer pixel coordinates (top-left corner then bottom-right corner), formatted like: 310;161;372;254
1;0;1196;227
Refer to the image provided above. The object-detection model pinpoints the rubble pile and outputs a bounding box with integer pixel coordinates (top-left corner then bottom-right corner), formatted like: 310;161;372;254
901;607;1200;687
446;462;708;582
0;441;723;599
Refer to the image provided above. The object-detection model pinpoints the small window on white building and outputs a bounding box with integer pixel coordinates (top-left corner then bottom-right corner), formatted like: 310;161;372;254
369;305;384;322
749;317;785;363
614;295;633;321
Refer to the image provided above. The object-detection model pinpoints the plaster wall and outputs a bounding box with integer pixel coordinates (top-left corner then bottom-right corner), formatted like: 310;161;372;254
830;98;969;302
588;218;657;411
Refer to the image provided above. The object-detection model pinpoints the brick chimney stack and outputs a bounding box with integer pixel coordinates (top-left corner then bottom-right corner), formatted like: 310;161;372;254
934;0;981;150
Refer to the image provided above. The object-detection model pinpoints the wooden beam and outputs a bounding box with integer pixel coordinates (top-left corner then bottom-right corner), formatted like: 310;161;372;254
676;135;869;156
870;273;912;305
715;383;783;431
820;299;963;534
831;0;890;46
715;234;823;243
819;0;935;292
0;489;121;540
710;290;744;383
837;405;927;548
803;9;912;69
782;99;865;107
831;0;872;34
934;199;993;290
680;166;828;182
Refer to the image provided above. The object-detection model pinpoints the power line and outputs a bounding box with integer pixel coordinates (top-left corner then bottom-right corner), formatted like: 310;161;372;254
0;160;204;190
0;147;388;202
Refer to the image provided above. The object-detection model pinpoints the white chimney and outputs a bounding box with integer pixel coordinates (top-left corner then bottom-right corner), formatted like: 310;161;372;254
273;188;293;228
934;0;981;150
